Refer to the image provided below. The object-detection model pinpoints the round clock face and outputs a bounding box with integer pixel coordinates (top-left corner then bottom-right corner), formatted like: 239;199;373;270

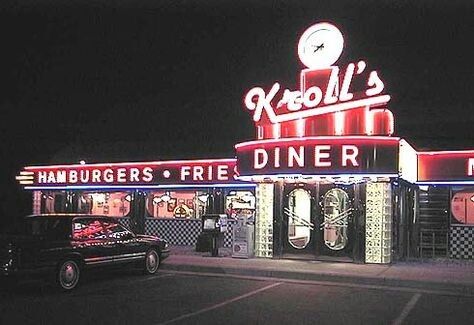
298;23;344;69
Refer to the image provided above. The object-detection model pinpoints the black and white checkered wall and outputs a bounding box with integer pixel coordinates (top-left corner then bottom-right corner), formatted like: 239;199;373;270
144;218;236;247
450;225;474;259
116;217;131;229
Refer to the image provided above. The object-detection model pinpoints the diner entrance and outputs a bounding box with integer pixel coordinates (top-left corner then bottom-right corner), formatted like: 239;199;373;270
280;183;362;262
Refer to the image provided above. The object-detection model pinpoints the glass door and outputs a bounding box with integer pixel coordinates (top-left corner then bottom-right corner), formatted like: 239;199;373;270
316;185;355;260
282;186;315;256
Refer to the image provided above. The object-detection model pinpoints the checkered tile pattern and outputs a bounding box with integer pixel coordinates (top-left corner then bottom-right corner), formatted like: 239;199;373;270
450;225;474;259
144;218;237;247
116;217;131;229
145;218;202;246
223;220;236;248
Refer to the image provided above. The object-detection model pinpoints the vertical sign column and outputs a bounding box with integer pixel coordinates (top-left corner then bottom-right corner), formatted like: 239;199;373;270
255;183;274;258
365;182;392;263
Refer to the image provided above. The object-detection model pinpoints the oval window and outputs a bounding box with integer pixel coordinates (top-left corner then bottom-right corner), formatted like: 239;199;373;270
285;189;312;249
322;188;351;250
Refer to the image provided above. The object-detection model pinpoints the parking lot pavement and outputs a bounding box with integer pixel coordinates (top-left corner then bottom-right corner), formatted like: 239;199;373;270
1;270;473;325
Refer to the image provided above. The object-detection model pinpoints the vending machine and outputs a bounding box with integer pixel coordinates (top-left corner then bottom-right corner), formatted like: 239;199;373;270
232;214;255;258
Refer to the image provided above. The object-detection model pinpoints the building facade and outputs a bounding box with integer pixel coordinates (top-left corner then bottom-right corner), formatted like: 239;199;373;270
16;23;474;263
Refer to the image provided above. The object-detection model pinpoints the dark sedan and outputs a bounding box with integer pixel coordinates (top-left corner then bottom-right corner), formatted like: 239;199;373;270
0;214;170;290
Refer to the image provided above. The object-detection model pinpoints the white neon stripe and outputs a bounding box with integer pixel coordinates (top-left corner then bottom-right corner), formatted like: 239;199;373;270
417;150;474;156
20;171;34;175
237;173;398;181
20;181;34;185
235;135;400;149
24;158;237;170
261;95;390;124
23;183;257;190
16;176;34;180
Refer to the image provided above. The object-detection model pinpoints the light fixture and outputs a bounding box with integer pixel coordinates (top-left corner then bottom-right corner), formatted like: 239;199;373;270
79;160;86;165
197;194;208;203
160;192;171;202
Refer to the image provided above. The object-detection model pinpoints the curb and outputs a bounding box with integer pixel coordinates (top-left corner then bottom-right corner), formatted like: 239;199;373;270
161;262;474;296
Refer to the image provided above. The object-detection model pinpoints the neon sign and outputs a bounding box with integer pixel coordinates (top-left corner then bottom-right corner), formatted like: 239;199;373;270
417;151;474;183
236;136;400;178
16;159;244;188
242;22;393;139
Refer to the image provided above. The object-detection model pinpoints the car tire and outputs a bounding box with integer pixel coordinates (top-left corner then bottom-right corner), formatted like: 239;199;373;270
57;259;81;291
144;249;160;275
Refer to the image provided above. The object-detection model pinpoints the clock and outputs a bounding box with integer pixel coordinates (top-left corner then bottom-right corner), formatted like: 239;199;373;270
297;22;344;69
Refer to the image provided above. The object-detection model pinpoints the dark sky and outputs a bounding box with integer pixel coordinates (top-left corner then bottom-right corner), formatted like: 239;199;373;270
0;0;473;221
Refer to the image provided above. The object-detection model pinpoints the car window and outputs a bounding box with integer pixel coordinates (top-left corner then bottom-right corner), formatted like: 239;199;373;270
4;218;69;240
73;219;107;240
102;221;134;240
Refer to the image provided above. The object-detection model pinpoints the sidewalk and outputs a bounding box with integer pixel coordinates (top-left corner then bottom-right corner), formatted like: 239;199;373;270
161;246;474;295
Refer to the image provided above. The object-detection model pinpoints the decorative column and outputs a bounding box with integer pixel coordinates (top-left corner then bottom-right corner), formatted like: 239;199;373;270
32;191;41;214
254;183;274;258
365;182;392;263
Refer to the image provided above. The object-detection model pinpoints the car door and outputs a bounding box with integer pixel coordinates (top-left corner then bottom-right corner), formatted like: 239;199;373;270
72;218;115;266
101;219;145;265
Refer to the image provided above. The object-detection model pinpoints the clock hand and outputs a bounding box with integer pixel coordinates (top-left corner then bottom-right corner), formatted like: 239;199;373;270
313;43;324;53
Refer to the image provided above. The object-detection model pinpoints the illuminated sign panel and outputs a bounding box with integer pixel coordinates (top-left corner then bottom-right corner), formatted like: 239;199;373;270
236;136;399;177
243;22;394;139
17;159;243;188
417;151;474;183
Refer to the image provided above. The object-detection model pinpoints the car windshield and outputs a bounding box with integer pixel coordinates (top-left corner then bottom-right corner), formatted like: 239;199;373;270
3;217;70;239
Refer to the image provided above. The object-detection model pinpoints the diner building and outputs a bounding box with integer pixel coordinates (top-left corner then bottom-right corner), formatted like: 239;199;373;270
16;22;474;263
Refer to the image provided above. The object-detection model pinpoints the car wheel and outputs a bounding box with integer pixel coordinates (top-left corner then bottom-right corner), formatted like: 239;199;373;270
144;249;160;275
57;259;80;291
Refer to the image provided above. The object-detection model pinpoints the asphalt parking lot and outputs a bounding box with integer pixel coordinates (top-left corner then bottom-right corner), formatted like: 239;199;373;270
1;269;473;325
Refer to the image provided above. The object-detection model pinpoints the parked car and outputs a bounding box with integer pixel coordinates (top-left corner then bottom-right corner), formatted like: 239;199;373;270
0;214;170;290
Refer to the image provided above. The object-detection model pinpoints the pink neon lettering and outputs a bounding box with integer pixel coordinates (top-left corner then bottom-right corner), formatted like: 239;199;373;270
288;146;305;167
342;145;359;167
244;83;280;122
315;145;331;167
366;71;384;96
468;158;474;176
254;149;268;169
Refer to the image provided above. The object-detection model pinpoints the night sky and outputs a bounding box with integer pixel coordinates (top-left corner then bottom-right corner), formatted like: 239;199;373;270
0;0;473;223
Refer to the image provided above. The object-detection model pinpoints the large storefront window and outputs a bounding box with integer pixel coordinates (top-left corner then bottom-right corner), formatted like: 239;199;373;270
225;190;256;220
40;191;68;213
146;191;208;219
76;191;132;217
451;187;474;225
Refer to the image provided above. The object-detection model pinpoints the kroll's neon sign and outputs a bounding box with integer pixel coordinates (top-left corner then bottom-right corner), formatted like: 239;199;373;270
242;22;393;136
245;61;389;123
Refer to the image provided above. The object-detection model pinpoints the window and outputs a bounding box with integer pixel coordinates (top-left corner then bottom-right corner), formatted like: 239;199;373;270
225;191;256;219
285;188;312;249
7;217;70;240
102;220;133;240
451;188;474;225
322;188;351;250
40;191;68;214
73;219;107;240
77;192;132;217
146;191;207;219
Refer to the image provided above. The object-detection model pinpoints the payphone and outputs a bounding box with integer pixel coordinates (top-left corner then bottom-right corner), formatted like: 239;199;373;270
232;214;255;258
